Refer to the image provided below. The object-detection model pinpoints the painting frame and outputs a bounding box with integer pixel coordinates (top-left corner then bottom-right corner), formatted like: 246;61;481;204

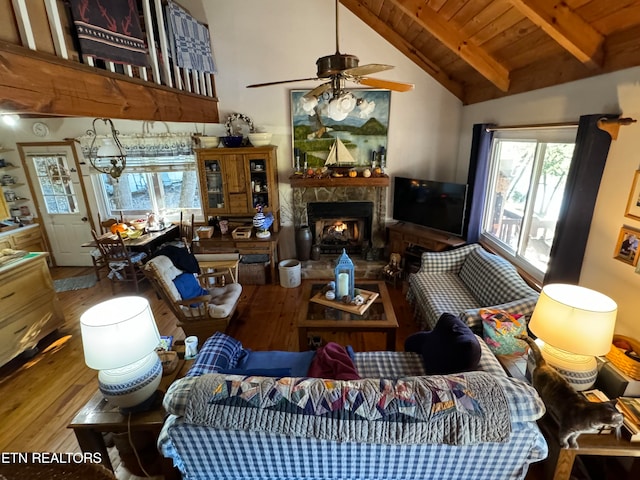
290;89;391;169
624;170;640;221
614;225;640;266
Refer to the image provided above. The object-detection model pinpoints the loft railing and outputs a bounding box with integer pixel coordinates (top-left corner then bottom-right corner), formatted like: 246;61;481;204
1;0;218;122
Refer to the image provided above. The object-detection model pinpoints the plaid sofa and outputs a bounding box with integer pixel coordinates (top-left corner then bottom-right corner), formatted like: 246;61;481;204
158;333;547;480
407;244;539;333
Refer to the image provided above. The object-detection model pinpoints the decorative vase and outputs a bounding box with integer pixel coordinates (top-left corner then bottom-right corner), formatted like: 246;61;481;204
311;244;321;261
295;225;312;261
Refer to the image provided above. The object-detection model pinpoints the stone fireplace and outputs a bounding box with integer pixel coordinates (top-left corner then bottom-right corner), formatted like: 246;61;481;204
308;201;373;254
291;183;388;253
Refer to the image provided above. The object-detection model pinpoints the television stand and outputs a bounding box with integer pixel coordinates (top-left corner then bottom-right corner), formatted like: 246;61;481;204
387;223;465;274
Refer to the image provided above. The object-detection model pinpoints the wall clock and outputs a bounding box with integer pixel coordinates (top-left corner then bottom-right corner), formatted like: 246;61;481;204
32;122;49;137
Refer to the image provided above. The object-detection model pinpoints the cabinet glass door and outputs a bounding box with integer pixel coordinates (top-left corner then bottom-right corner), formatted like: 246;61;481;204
204;159;225;210
249;158;269;209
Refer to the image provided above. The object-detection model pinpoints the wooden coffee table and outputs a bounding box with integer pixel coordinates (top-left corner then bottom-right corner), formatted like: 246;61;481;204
297;280;399;351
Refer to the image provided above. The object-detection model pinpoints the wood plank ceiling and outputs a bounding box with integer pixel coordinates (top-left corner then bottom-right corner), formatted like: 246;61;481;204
341;0;640;104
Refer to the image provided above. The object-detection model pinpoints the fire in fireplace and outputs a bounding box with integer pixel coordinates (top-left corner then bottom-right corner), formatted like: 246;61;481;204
307;202;373;254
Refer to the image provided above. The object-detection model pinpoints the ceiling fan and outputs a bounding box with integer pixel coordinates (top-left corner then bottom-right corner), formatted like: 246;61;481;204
246;0;413;118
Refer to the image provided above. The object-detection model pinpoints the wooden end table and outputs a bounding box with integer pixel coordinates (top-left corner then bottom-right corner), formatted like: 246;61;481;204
496;355;640;479
68;358;192;479
297;280;399;351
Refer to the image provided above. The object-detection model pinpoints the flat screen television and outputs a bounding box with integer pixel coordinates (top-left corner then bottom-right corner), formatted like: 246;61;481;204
392;176;468;237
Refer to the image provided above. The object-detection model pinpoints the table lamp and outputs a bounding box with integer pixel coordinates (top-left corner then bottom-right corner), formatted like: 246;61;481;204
528;283;617;391
80;296;162;411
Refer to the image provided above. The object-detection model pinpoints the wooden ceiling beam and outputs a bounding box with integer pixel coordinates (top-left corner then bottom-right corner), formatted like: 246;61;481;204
508;0;604;69
0;41;219;123
388;0;511;91
341;0;464;99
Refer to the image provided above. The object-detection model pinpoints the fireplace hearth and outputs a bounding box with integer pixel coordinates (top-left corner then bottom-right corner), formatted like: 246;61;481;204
290;182;388;255
308;202;373;254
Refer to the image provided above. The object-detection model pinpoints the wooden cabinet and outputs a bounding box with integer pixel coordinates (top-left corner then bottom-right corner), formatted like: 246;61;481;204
387;222;465;256
0;224;46;252
0;253;64;365
0;186;10;220
196;146;280;231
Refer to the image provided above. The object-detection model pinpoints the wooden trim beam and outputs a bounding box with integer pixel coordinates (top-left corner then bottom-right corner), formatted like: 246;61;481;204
0;41;219;123
388;0;510;92
509;0;604;69
341;0;464;100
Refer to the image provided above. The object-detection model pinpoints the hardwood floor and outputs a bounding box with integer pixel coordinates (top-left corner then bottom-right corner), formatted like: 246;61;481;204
0;267;418;479
7;267;617;479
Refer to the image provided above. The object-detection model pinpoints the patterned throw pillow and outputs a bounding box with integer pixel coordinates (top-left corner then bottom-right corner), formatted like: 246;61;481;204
186;332;244;377
480;309;526;355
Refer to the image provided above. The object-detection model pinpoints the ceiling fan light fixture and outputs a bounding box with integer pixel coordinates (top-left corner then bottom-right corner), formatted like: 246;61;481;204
301;95;319;115
357;99;376;118
327;94;352;121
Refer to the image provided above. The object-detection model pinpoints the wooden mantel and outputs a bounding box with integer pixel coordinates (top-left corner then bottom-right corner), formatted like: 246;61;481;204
0;41;219;123
290;174;390;188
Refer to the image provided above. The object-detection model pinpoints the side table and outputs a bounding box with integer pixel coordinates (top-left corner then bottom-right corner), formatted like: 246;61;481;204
496;354;640;479
68;358;191;479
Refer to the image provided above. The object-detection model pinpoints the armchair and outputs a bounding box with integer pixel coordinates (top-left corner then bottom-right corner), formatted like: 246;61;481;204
144;255;242;339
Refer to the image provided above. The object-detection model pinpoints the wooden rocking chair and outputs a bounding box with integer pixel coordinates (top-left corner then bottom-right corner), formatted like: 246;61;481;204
144;254;242;339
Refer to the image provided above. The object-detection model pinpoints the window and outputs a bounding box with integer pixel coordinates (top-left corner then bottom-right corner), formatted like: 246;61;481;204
481;129;576;281
96;154;201;219
32;155;79;214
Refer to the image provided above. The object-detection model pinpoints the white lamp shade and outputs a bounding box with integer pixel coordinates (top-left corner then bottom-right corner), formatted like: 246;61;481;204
80;296;161;370
96;138;121;158
529;284;617;356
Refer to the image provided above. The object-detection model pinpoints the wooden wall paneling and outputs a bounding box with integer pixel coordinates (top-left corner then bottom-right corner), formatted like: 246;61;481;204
602;26;640;70
592;4;640;33
0;41;219;122
451;0;494;30
23;0;57;54
0;0;20;43
468;4;523;46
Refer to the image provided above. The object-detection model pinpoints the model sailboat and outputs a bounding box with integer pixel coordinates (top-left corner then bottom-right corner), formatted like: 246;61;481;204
325;138;355;166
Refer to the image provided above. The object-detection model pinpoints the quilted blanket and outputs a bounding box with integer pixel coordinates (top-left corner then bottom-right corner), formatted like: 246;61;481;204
173;371;511;446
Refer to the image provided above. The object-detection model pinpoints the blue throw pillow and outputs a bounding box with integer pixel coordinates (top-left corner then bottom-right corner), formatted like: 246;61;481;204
404;313;481;374
237;350;316;377
173;272;208;303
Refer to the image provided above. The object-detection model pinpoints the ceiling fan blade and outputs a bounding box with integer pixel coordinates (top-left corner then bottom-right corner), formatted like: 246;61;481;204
247;77;319;88
343;63;394;76
304;82;332;99
354;77;415;92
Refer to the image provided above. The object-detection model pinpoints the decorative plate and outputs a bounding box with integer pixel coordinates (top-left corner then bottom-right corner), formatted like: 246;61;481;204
225;113;255;136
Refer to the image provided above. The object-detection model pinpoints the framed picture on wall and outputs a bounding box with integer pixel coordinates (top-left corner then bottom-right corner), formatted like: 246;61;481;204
614;225;640;266
624;170;640;221
290;89;391;169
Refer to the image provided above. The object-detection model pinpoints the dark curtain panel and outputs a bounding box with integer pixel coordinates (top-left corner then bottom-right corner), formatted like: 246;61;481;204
464;123;495;243
544;114;617;284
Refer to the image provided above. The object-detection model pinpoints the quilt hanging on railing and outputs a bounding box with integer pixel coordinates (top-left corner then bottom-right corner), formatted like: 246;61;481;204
68;0;149;67
166;1;216;73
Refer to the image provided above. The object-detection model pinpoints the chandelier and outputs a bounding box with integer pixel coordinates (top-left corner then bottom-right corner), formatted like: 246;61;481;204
87;118;127;179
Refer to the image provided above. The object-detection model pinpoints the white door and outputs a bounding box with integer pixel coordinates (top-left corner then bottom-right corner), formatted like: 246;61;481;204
20;143;93;266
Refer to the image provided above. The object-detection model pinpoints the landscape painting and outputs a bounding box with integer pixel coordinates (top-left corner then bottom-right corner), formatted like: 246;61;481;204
290;89;390;169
